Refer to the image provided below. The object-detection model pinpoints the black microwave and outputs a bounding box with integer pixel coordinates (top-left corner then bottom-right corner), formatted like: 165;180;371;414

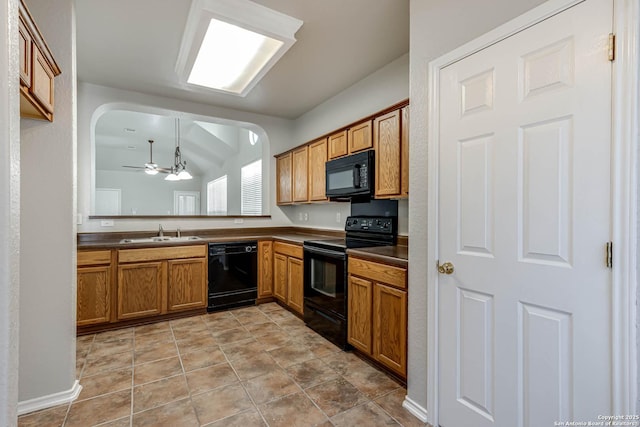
325;150;375;199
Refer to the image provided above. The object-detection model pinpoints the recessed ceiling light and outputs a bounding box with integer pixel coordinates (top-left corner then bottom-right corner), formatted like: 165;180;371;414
175;0;303;97
126;145;136;150
124;128;136;133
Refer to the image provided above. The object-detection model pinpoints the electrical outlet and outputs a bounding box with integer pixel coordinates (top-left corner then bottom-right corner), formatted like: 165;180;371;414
76;213;83;225
234;218;244;224
298;212;303;221
304;213;309;221
100;220;114;227
336;212;341;223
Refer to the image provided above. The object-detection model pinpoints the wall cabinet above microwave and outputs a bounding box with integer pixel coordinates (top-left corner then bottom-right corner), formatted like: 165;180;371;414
19;0;61;122
275;100;409;205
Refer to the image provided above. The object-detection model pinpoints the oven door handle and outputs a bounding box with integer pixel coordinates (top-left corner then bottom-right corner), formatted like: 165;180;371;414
303;246;347;260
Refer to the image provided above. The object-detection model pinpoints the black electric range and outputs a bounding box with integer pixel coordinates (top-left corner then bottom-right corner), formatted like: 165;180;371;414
302;216;397;349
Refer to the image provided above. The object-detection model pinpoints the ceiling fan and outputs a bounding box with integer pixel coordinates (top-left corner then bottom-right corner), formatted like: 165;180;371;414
122;139;171;175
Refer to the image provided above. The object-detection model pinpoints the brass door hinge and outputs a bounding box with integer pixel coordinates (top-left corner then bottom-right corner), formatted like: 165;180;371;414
608;33;616;61
605;241;613;269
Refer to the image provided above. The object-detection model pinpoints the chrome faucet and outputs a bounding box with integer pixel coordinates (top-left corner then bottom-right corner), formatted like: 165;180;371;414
158;224;164;237
176;227;181;238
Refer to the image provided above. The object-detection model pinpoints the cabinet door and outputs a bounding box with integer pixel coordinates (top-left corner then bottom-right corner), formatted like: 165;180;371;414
373;109;401;198
32;46;55;114
348;275;373;354
273;253;288;302
117;262;164;320
308;138;328;201
77;266;111;326
348;120;373;153
328;130;348;159
18;18;32;88
401;106;409;197
373;282;407;377
167;258;207;312
287;257;304;315
258;241;274;298
276;152;293;205
292;146;309;202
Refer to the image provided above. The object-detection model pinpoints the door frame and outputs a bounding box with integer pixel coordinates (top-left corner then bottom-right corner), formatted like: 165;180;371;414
424;0;639;424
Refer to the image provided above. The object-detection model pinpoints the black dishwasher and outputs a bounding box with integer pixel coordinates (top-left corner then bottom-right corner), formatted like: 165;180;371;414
207;241;258;312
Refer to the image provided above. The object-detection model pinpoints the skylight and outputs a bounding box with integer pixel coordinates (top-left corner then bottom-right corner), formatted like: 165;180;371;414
175;0;303;97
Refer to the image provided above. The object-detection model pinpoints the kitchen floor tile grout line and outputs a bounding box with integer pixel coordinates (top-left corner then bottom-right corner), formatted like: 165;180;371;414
40;304;416;427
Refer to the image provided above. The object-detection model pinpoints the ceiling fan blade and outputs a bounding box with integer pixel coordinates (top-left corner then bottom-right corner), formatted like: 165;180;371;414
122;165;146;169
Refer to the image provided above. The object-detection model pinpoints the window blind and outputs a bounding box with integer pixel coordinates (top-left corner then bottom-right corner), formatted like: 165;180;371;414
241;160;262;215
207;175;227;215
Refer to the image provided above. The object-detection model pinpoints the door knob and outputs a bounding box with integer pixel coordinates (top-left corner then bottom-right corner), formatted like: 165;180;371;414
437;261;455;275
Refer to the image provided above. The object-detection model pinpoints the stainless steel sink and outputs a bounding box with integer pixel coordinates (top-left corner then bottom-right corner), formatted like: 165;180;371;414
119;236;202;244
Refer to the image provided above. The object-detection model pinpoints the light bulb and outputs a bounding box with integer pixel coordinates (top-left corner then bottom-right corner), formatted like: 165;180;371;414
165;173;180;181
145;169;159;175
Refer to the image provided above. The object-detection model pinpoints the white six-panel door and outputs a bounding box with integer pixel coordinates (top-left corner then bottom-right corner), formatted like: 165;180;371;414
437;1;613;426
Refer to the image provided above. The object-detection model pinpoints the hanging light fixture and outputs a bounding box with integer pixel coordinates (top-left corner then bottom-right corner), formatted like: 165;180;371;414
165;118;193;181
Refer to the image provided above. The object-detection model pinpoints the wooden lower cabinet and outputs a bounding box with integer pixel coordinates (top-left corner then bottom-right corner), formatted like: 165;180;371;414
347;275;373;354
274;253;288;302
287;257;304;315
348;256;407;378
77;250;113;326
167;258;207;312
77;245;207;329
373;282;407;376
273;241;304;315
117;261;164;320
258;240;274;298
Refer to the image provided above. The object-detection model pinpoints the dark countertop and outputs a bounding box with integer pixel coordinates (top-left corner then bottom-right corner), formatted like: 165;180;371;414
78;227;408;264
347;245;408;268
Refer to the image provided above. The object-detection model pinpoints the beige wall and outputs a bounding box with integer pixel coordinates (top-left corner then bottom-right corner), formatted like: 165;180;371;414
0;0;21;422
18;0;77;404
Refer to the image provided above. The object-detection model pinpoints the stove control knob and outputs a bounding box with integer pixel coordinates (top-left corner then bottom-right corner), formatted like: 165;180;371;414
353;219;358;225
384;222;390;228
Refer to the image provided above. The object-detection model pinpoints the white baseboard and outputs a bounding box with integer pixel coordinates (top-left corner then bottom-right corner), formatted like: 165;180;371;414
403;395;429;423
17;380;82;416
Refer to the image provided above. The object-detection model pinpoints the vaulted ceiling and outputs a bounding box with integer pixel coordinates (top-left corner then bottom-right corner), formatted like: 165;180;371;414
76;0;410;119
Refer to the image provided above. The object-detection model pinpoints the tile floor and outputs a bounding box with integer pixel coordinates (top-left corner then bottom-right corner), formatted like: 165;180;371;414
18;303;426;427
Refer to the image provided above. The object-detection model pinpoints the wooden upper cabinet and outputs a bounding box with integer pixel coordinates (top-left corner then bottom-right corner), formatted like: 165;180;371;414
258;240;274;298
348;120;373;154
328;130;348;160
274;100;409;203
292;146;309;202
18;0;61;122
308;138;328;202
276;152;293;205
18;18;32;88
374;109;402;198
401;106;409;197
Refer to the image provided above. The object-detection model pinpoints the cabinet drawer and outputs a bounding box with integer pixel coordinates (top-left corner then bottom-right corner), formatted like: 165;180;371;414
78;250;112;266
118;245;206;263
273;241;303;259
348;257;406;290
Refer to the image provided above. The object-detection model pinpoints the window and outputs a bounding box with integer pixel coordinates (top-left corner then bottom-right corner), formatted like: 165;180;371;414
207;175;227;215
241;160;262;215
